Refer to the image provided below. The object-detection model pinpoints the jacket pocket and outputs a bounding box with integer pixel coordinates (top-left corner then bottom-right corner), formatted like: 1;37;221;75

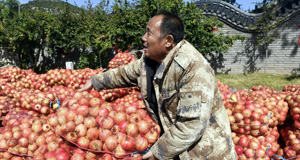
192;131;213;159
176;95;207;119
206;134;229;159
205;123;231;159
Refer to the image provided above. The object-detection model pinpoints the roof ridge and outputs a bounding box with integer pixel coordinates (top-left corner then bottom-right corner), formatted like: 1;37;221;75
195;0;300;33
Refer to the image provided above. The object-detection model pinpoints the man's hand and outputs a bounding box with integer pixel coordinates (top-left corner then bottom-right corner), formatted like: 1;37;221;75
142;150;156;160
78;79;93;92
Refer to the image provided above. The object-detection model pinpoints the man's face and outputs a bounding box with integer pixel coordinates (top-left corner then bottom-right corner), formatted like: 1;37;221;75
142;15;167;63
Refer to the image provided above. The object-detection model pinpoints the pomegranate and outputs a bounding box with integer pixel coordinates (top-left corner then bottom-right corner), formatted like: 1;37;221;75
105;136;118;151
120;135;135;151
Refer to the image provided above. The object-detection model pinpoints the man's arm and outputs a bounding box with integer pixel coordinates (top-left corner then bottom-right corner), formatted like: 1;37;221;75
79;57;142;92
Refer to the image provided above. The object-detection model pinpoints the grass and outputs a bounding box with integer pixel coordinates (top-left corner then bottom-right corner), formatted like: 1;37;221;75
215;73;300;91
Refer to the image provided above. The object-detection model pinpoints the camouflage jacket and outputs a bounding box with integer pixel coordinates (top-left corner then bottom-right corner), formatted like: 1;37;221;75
91;40;237;160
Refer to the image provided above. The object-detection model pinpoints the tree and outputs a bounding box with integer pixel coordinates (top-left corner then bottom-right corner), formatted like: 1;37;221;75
247;0;287;73
47;3;78;54
1;0;244;71
76;0;111;69
250;0;285;46
3;0;19;17
45;1;83;70
104;0;244;56
0;1;7;45
1;9;54;71
52;0;244;70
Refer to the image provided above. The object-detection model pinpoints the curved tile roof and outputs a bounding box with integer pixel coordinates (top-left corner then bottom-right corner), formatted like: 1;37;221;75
195;0;300;33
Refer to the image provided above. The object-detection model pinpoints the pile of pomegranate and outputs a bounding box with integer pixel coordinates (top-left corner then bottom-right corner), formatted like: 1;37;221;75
1;50;300;159
0;52;159;159
233;126;280;159
48;89;160;159
108;51;136;69
218;82;300;160
280;124;300;159
285;91;300;128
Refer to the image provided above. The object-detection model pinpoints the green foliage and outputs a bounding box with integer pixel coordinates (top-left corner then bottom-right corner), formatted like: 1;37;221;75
0;0;244;71
3;0;19;17
92;1;115;53
77;53;100;69
249;0;285;47
47;3;79;53
1;9;53;70
180;2;244;55
92;0;244;56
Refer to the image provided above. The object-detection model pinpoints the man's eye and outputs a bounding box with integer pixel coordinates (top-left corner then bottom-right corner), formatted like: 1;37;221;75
146;28;151;36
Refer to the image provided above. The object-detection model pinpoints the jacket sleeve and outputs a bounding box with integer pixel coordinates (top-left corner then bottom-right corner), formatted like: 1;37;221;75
151;62;216;159
90;57;142;91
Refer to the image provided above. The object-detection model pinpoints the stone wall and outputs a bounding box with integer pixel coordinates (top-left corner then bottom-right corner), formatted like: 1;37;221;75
215;14;300;74
197;0;300;74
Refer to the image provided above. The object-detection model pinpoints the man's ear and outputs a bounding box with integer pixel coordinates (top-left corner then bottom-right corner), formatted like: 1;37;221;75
165;35;174;48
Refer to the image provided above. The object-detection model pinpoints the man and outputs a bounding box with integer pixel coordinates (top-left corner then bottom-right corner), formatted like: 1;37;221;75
79;11;237;160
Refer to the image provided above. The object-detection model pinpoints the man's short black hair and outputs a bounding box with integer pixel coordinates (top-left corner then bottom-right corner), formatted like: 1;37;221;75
155;11;184;44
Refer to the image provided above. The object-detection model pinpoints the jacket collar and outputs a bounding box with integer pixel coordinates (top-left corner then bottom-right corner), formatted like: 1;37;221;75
154;40;185;80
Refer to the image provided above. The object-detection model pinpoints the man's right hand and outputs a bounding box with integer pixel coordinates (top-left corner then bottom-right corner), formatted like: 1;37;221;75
78;79;93;92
